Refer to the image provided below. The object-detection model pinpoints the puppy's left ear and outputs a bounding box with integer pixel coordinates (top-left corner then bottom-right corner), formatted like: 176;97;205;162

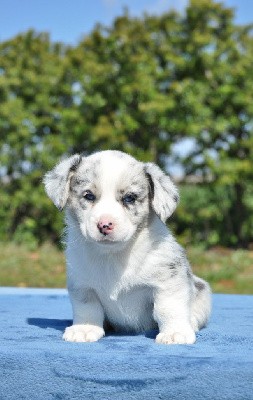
144;163;179;222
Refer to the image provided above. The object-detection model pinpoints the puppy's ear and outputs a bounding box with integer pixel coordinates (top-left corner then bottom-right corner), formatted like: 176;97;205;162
43;154;82;210
144;163;179;222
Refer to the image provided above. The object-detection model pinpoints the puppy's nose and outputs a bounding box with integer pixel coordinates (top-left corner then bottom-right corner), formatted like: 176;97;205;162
97;217;115;236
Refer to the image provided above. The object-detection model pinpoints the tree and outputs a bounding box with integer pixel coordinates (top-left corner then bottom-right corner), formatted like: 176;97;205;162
67;14;169;162
0;31;79;246
0;0;253;248
172;0;253;247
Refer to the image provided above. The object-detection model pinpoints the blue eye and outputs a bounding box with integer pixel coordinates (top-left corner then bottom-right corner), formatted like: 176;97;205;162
122;193;137;205
83;191;96;201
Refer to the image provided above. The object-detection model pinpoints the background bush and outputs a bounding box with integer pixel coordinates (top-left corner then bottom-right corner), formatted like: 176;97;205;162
0;0;253;249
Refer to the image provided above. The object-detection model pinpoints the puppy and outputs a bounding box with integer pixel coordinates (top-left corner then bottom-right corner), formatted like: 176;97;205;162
44;150;211;344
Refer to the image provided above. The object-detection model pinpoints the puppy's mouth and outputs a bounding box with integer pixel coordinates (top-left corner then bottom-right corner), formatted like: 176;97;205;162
97;239;119;245
96;234;124;244
94;234;131;246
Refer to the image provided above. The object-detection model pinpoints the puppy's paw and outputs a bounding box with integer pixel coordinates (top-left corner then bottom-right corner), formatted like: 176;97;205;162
63;324;105;343
155;326;196;345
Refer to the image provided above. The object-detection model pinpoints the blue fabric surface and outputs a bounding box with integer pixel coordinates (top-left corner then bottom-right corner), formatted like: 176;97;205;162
0;288;252;400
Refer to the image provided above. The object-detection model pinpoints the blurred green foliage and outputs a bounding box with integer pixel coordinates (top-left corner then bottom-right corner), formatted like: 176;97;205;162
0;0;253;248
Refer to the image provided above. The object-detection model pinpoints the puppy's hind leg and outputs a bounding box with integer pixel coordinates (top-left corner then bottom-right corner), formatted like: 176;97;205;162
190;276;212;332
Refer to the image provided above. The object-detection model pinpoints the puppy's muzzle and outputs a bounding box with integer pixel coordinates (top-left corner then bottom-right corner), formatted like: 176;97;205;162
97;217;115;236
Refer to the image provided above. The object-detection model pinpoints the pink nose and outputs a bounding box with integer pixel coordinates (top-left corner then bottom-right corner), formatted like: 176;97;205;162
97;217;115;236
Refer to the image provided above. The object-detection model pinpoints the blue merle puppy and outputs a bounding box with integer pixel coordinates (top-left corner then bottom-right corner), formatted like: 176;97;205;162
44;150;211;344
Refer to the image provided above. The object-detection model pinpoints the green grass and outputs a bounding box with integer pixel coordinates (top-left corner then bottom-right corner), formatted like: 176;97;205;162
0;242;252;294
188;246;253;294
0;242;66;288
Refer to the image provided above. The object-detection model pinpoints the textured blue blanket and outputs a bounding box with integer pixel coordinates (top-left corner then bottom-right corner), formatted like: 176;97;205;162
0;288;252;400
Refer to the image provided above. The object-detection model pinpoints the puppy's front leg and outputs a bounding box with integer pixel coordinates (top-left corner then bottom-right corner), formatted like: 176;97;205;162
153;286;196;345
63;289;105;343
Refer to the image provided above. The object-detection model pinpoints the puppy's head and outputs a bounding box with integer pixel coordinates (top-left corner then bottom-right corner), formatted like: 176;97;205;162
44;150;178;247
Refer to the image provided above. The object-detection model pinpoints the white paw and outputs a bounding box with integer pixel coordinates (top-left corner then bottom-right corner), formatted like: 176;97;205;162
63;324;105;343
155;326;196;345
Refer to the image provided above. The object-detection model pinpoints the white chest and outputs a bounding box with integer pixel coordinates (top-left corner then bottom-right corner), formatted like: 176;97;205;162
66;245;156;331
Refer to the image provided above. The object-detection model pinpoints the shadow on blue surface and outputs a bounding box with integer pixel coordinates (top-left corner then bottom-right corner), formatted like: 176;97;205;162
27;317;158;340
27;318;71;332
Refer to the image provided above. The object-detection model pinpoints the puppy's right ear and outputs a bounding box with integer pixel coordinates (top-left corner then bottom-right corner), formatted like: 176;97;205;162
43;154;82;210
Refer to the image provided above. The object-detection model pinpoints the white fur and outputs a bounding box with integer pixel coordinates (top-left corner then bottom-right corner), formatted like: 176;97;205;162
44;150;211;345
